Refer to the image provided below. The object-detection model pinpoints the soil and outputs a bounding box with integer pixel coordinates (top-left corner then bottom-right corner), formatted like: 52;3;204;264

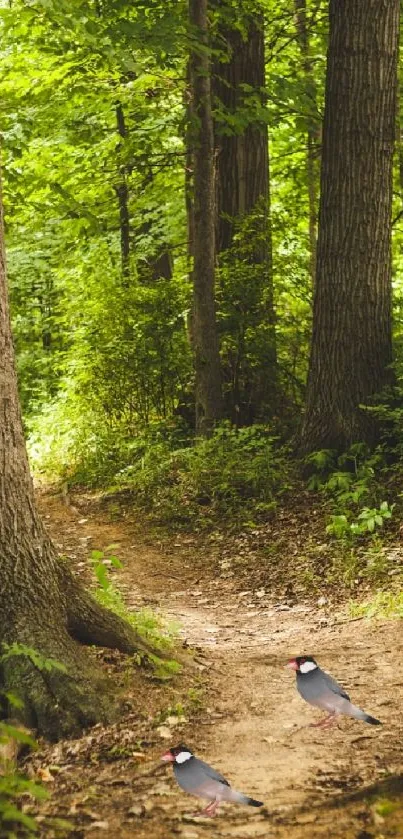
20;491;403;839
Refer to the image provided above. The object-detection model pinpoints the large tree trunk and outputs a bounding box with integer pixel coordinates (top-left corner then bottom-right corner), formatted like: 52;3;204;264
188;0;223;436
212;6;277;423
0;178;171;739
300;0;399;453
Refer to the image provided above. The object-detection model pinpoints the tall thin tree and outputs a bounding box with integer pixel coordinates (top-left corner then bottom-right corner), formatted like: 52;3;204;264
300;0;399;452
188;0;223;435
115;102;131;282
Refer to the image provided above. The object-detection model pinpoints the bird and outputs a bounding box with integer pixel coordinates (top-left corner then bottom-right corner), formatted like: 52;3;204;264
161;743;264;817
286;655;382;728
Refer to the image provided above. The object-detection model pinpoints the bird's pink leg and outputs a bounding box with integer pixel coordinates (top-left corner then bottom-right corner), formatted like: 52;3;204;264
310;713;336;729
198;799;219;817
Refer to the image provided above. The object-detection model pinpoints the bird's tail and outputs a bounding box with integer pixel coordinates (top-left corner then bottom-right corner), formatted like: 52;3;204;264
230;790;263;807
363;713;382;726
348;703;381;725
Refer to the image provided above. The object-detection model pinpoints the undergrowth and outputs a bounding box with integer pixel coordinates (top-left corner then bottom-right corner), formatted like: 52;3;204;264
90;547;180;676
305;444;394;542
0;647;73;837
0;715;43;838
29;395;402;592
109;423;290;529
31;419;290;529
348;589;403;619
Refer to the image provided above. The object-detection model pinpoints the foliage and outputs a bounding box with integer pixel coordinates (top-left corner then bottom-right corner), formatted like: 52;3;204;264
0;760;47;837
305;444;395;542
1;644;67;675
325;502;394;540
89;545;123;591
89;546;180;674
0;0;402;603
0;643;65;837
217;202;278;422
0;0;329;456
349;589;403;619
111;423;289;527
0;0;190;432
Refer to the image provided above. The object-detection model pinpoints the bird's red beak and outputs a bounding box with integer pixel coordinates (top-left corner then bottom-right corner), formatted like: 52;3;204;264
161;750;175;762
285;659;298;671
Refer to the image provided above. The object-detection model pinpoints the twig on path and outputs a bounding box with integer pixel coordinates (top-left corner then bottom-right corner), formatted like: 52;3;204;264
331;616;367;627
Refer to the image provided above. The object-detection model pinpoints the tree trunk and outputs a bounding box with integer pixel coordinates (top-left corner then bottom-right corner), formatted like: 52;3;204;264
0;174;172;739
188;0;223;436
300;0;399;453
294;0;320;287
213;12;269;251
212;7;277;422
115;103;130;282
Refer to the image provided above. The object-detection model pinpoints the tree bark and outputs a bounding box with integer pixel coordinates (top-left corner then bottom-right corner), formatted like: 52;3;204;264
212;11;269;251
300;0;399;453
212;6;277;422
0;172;173;739
115;103;130;283
188;0;223;436
294;0;320;287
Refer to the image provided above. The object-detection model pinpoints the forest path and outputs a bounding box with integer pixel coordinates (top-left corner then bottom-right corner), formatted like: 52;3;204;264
35;491;403;839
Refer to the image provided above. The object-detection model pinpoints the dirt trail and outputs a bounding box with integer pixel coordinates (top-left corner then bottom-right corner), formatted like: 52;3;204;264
34;492;403;839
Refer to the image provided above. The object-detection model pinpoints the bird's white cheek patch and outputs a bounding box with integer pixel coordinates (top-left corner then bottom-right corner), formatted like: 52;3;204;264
175;751;193;764
299;661;318;674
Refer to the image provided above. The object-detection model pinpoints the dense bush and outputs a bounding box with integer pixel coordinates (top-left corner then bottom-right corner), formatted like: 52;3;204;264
111;423;290;527
30;412;290;527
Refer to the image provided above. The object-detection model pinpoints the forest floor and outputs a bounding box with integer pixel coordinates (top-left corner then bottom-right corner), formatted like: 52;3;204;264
23;489;403;839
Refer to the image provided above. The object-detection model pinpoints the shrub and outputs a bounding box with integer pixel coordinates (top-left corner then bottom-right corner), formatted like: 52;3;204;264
113;423;289;528
305;444;394;542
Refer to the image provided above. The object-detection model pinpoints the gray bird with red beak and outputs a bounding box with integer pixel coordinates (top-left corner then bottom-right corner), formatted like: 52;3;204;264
161;744;263;817
286;655;382;728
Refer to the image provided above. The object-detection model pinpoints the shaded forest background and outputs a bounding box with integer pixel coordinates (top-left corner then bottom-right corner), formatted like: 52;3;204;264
1;0;403;544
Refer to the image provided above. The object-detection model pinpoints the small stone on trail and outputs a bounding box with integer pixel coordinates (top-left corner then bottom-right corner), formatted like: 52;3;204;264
295;812;317;824
128;804;145;817
86;821;109;831
165;715;188;727
156;725;173;739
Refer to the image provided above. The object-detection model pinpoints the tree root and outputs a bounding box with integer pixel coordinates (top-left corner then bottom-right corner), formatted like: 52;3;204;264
0;563;192;739
62;567;193;667
65;579;161;658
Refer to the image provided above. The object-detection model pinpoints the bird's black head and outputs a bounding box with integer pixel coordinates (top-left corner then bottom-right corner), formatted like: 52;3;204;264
161;744;194;764
286;655;318;673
